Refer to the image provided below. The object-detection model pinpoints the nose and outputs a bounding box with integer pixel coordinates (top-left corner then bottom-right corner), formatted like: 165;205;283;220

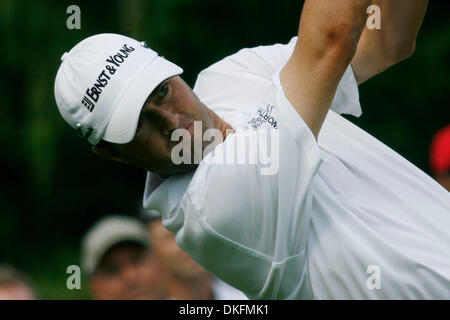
120;263;139;284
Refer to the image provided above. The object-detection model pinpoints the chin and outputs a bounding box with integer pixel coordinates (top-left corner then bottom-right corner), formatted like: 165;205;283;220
172;163;199;174
154;163;198;176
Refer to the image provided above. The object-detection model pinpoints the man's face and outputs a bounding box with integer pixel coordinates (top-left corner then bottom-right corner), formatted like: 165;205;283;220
436;174;450;192
99;76;219;175
90;242;167;300
148;219;209;280
0;283;35;300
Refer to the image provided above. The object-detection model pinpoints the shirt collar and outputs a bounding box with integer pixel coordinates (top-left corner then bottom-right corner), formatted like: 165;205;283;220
142;171;194;217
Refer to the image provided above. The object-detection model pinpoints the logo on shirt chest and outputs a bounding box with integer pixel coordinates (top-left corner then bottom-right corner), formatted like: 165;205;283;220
247;104;278;130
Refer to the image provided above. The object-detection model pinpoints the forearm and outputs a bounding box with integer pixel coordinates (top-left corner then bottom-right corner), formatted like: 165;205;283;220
376;0;428;53
352;0;429;83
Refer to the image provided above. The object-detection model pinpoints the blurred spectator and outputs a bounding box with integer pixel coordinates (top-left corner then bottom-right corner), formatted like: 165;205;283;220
0;266;36;300
141;209;247;300
81;215;168;300
430;124;450;191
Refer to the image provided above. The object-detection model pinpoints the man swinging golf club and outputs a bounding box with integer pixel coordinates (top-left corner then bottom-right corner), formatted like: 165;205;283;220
54;0;449;299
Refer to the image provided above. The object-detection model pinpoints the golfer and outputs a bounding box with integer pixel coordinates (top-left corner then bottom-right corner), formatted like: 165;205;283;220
54;0;449;299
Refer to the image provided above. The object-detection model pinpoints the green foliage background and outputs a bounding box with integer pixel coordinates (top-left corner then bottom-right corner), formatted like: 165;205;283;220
0;0;448;299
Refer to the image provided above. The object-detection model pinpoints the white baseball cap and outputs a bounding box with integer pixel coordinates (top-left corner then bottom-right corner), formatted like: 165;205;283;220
54;33;183;145
81;215;151;275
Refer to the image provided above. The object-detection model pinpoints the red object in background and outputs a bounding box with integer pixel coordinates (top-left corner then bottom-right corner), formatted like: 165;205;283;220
430;124;450;175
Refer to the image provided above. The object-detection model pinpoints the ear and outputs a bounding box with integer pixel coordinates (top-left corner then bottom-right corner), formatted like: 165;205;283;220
91;143;128;164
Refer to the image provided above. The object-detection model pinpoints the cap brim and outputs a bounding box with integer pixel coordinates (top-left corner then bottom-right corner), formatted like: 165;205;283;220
103;57;183;144
90;233;149;274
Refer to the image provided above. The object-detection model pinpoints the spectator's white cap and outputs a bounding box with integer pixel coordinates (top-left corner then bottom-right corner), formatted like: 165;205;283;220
81;215;150;275
54;33;183;145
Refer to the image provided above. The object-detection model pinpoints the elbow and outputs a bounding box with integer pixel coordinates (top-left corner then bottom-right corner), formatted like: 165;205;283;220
399;40;416;61
386;40;416;67
320;22;363;63
394;40;416;62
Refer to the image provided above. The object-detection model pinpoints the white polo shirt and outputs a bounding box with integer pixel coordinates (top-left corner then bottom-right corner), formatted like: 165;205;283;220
143;37;450;299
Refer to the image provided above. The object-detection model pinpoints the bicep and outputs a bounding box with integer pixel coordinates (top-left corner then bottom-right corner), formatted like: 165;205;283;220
351;0;424;84
350;25;393;85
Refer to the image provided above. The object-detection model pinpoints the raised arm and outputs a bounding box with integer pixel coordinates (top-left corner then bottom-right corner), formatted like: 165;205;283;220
352;0;429;84
280;0;371;139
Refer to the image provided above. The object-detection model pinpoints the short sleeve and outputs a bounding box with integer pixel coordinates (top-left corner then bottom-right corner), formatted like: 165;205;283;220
193;36;362;118
192;37;298;113
269;70;323;258
330;65;362;117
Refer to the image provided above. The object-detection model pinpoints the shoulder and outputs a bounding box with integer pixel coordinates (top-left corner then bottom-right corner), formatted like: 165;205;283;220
193;37;362;118
197;36;297;78
193;37;298;108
